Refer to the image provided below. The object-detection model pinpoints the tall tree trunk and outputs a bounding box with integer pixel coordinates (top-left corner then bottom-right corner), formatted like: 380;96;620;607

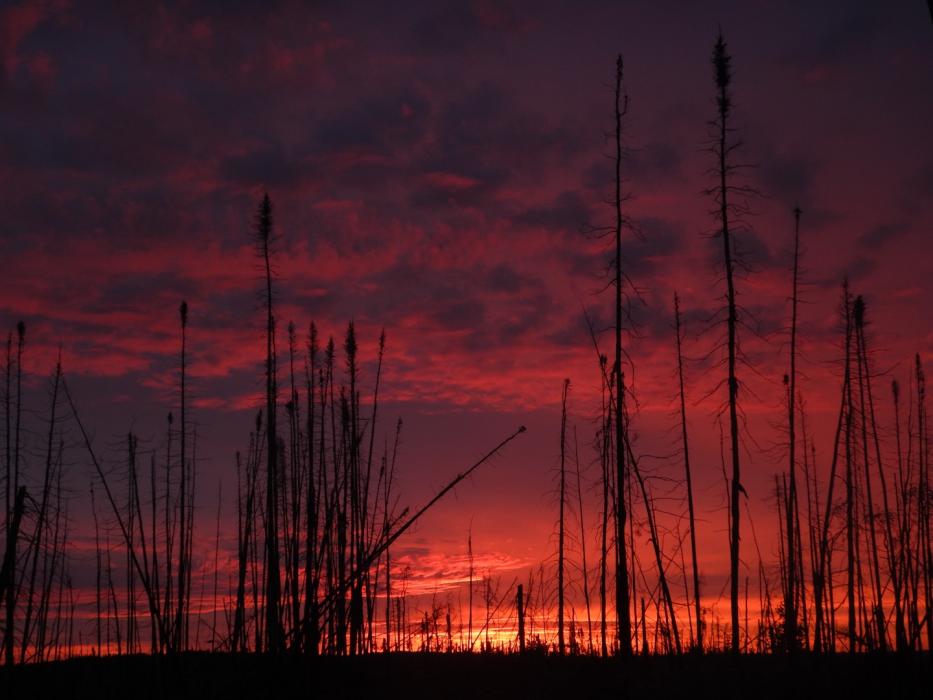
211;481;221;651
573;426;594;652
20;360;61;662
857;298;905;650
3;323;24;665
843;287;856;651
599;355;609;656
2;333;10;661
468;529;473;652
176;301;188;652
90;485;101;656
256;194;283;652
783;207;801;651
916;355;932;652
612;54;633;658
853;296;887;650
232;449;247;652
164;413;174;645
304;324;319;655
147;452;159;653
517;584;525;653
813;282;852;653
558;379;569;655
712;33;743;654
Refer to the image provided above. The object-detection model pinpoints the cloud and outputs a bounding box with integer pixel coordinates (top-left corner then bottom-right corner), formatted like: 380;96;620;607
857;223;908;251
781;5;883;83
408;1;525;57
755;151;814;205
512;190;590;232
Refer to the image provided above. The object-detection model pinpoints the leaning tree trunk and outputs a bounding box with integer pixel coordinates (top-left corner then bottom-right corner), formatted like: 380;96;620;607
675;294;702;651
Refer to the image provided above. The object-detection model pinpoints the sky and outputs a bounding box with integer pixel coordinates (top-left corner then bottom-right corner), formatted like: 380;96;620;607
1;0;932;645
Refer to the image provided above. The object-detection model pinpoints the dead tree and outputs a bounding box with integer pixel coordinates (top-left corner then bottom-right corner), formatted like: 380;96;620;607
843;287;856;651
2;333;10;661
809;282;852;652
852;296;887;650
20;359;61;662
710;32;744;653
621;398;681;654
599;355;610;656
674;293;702;651
468;529;474;652
64;376;170;651
573;426;594;652
256;193;284;652
916;355;932;652
612;53;633;658
558;379;569;655
517;583;525;653
3;322;24;665
176;301;189;651
784;207;801;651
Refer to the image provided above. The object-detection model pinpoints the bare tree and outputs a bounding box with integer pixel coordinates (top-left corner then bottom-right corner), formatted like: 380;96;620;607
176;301;189;651
557;379;569;655
255;193;284;652
612;54;633;657
675;294;702;650
709;33;744;652
783;207;802;651
573;426;594;652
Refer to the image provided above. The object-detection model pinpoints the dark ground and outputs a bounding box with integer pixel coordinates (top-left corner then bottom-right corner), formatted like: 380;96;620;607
2;651;930;699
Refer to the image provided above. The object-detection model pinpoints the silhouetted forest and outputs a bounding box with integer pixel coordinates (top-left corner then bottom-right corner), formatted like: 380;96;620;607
1;29;931;698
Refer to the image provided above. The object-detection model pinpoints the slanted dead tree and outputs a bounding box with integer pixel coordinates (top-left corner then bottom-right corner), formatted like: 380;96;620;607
674;293;702;651
620;388;681;654
851;296;886;650
857;296;905;650
309;426;527;645
19;358;62;662
583;309;617;657
64;375;170;651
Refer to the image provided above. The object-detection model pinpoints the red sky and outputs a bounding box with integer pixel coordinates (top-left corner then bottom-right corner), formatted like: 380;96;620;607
1;0;932;646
